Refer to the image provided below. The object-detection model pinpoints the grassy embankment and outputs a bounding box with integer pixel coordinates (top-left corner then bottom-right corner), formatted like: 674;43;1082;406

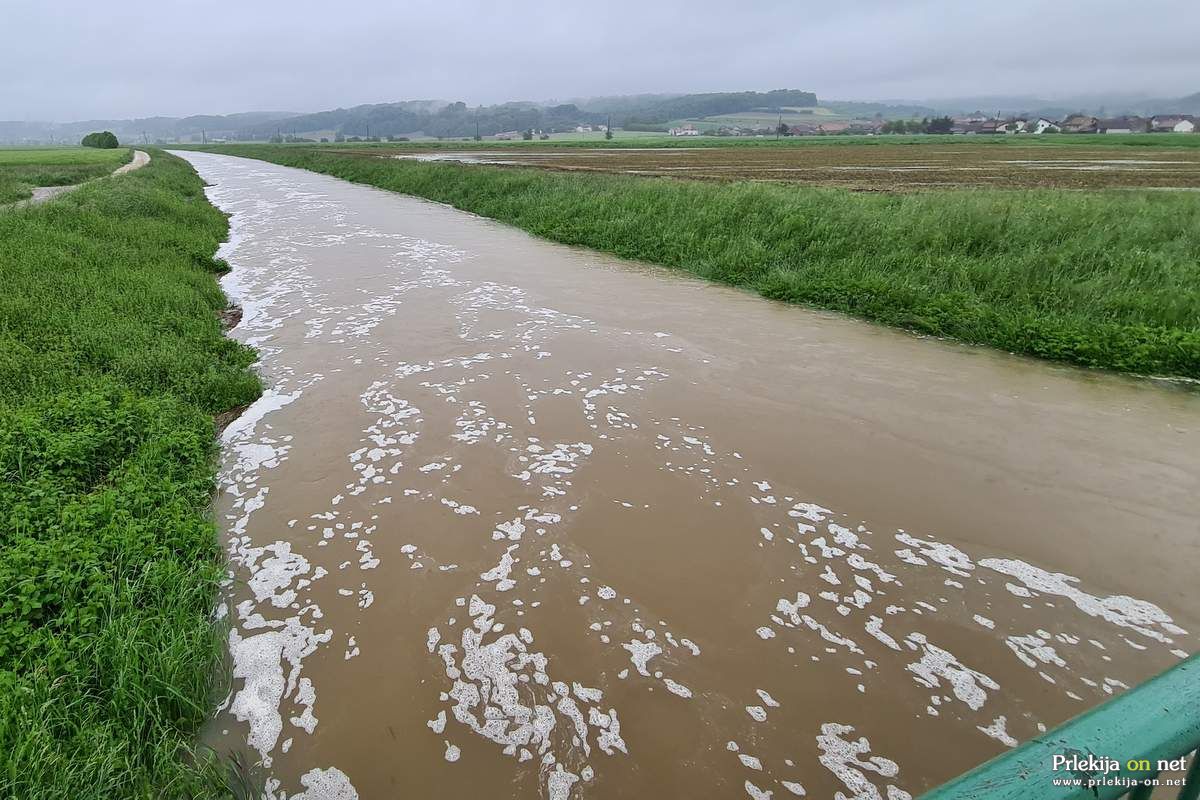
0;147;134;204
0;151;260;797
198;143;1200;378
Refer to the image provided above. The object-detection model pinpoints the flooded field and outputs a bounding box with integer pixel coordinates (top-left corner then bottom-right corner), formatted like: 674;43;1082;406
377;143;1200;190
176;151;1200;800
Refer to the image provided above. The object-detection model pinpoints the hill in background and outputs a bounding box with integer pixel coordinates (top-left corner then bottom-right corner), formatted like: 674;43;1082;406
0;111;302;145
2;90;821;144
4;87;1197;145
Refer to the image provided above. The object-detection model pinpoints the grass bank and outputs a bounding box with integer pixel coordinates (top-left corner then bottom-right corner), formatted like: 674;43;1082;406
198;144;1200;378
0;151;260;797
0;147;133;204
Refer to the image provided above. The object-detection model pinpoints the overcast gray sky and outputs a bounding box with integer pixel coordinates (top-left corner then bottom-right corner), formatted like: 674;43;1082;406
4;0;1197;121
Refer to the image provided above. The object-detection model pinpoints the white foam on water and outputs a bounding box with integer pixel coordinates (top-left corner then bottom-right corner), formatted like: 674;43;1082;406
432;594;628;796
980;559;1184;643
622;639;663;676
745;780;774;799
904;633;997;711
816;723;912;800
287;767;359;800
977;716;1018;748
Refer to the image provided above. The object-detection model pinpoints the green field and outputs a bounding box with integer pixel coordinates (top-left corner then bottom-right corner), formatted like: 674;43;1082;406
0;151;260;798
194;142;1200;378
673;104;851;130
0;147;132;204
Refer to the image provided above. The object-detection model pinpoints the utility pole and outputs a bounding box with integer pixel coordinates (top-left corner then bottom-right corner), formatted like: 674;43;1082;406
202;129;207;145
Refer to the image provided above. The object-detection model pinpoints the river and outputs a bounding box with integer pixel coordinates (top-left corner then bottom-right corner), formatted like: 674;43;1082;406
174;151;1200;800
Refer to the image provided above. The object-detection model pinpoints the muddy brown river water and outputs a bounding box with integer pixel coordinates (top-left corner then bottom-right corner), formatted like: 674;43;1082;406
174;151;1200;800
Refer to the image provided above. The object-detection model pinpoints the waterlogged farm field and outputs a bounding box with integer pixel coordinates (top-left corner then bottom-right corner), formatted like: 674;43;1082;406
178;151;1200;800
382;141;1200;190
0;146;132;203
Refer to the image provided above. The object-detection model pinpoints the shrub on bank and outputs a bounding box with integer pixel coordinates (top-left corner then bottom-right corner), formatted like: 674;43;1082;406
81;131;120;149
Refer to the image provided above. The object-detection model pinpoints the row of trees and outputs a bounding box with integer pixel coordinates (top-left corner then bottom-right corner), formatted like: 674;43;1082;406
880;116;954;134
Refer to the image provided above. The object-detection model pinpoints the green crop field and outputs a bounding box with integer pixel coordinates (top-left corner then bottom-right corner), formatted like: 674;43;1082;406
0;147;132;204
0;151;260;798
682;105;850;127
192;141;1200;378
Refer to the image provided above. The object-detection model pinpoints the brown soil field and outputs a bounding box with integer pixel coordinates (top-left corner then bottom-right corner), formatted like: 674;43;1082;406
361;143;1200;191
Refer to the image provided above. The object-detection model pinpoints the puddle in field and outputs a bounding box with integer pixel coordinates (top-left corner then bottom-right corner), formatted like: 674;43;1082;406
174;151;1200;800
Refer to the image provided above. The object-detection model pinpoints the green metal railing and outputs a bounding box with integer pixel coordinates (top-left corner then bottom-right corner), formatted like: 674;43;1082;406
922;654;1200;799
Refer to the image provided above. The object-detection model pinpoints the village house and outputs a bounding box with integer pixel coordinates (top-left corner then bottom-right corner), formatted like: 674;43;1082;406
1150;115;1196;133
1097;116;1147;134
997;119;1027;134
849;118;884;134
785;122;818;135
1060;114;1099;133
818;121;851;134
1030;117;1061;134
668;124;700;136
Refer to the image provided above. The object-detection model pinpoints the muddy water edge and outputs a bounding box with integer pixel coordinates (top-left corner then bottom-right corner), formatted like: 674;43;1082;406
174;151;1200;800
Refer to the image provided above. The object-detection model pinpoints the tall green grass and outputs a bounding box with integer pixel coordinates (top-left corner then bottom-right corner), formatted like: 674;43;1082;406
200;144;1200;377
0;151;260;798
0;147;133;204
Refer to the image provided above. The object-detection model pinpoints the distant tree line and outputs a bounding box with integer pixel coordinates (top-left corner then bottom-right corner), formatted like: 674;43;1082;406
880;116;954;134
81;131;119;148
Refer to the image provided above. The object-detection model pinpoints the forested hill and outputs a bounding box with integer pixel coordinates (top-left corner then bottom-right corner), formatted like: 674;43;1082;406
9;87;1199;145
247;101;607;139
246;89;821;139
0;111;300;145
606;89;819;124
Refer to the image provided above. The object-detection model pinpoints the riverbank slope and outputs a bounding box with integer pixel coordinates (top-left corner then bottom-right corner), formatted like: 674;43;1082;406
0;150;260;798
